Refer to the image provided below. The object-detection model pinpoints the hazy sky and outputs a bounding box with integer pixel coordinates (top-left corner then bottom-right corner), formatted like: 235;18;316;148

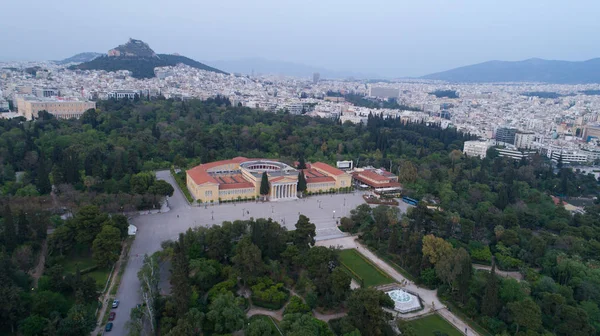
2;0;599;77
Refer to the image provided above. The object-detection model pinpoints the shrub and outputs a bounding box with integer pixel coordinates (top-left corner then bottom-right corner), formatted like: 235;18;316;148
251;277;289;309
284;296;310;315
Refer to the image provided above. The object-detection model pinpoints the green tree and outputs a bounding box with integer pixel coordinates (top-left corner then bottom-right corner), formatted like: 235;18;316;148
206;292;245;334
57;304;96;336
280;313;334;336
330;267;352;303
481;261;500;316
422;234;453;265
16;210;30;244
297;157;307;169
260;172;270;198
92;225;121;268
18;315;49;336
2;204;16;252
111;214;129;239
245;317;278;336
35;156;52;194
74;205;110;245
297;170;307;194
346;288;393;336
171;234;191;318
293;215;316;249
31;291;70;318
508;298;541;334
138;254;160;333
148;179;174;196
232;237;264;284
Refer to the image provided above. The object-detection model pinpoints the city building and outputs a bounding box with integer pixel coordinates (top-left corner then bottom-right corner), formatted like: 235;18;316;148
368;86;399;99
33;88;59;98
108;90;142;99
186;157;351;203
463;140;491;158
286;103;304;115
514;131;536;149
496;147;536;160
15;96;95;119
583;125;600;142
352;167;401;189
313;72;320;84
495;127;517;145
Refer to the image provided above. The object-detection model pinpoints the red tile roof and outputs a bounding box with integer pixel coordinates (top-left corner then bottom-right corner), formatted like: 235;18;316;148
353;173;402;188
354;170;389;182
219;182;255;190
186;157;249;185
306;176;335;183
311;162;345;176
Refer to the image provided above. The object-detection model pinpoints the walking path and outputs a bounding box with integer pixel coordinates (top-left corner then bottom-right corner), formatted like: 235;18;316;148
473;264;523;281
91;242;128;336
29;239;47;288
317;236;480;336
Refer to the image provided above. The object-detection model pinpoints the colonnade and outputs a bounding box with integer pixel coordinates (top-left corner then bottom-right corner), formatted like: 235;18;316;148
271;183;297;200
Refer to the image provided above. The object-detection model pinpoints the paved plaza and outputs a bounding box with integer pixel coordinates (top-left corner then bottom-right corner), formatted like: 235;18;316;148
110;170;368;335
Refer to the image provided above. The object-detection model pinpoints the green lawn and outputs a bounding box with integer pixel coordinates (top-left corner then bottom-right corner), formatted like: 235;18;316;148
59;255;110;289
406;314;463;336
248;315;281;335
61;255;96;273
339;249;394;287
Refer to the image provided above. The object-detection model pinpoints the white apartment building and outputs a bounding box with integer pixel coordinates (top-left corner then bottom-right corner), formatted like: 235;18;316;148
108;90;142;99
463;140;490;159
496;147;536;160
514;132;536;149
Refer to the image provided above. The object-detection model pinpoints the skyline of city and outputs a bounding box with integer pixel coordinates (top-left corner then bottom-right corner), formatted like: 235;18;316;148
3;0;600;77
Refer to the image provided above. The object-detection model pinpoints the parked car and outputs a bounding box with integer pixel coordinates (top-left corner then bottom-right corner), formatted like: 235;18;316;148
112;299;119;308
105;323;113;332
108;312;116;321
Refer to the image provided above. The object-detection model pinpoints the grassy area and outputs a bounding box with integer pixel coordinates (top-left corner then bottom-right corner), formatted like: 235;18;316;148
61;255;96;273
406;314;463;336
339;249;394;287
248;315;282;335
171;167;193;203
359;241;416;282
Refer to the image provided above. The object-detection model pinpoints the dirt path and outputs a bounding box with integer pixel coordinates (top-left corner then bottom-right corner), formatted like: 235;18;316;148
317;236;480;336
92;242;128;336
29;239;47;288
473;264;523;281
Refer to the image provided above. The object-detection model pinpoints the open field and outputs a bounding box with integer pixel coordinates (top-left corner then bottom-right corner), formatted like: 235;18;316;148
339;249;394;287
406;314;463;336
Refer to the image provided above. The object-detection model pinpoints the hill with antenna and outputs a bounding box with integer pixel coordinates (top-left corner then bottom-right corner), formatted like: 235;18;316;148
71;38;226;78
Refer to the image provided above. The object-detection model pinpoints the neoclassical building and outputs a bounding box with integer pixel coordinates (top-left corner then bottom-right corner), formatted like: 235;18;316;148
186;157;351;203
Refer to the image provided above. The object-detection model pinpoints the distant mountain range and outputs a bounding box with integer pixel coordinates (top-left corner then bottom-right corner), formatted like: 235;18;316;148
207;57;376;79
56;52;104;65
421;58;600;84
70;39;226;79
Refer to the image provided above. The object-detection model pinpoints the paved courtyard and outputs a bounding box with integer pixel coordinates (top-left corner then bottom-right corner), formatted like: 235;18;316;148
110;170;368;335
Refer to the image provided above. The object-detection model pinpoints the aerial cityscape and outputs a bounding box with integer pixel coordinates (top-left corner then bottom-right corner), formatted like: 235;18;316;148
2;1;600;336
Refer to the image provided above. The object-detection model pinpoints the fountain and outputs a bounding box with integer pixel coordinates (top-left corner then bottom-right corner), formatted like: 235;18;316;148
385;289;421;313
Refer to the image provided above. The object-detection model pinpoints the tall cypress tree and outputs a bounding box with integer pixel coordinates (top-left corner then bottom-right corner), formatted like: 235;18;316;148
297;157;307;170
36;156;52;194
297;170;307;194
171;234;190;319
16;210;30;244
481;257;500;316
260;172;270;199
3;204;16;253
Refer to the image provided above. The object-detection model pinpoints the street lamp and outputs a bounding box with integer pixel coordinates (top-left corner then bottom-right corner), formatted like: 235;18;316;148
211;210;214;220
333;210;336;219
242;208;245;217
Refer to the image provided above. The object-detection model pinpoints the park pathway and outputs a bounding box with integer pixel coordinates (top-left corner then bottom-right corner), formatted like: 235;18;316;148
29;239;47;288
317;236;480;336
473;264;523;281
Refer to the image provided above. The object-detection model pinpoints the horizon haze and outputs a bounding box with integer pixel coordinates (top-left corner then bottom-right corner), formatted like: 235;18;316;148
1;0;600;77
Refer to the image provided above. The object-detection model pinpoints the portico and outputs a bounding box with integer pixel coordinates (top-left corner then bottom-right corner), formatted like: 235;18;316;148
271;182;297;200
